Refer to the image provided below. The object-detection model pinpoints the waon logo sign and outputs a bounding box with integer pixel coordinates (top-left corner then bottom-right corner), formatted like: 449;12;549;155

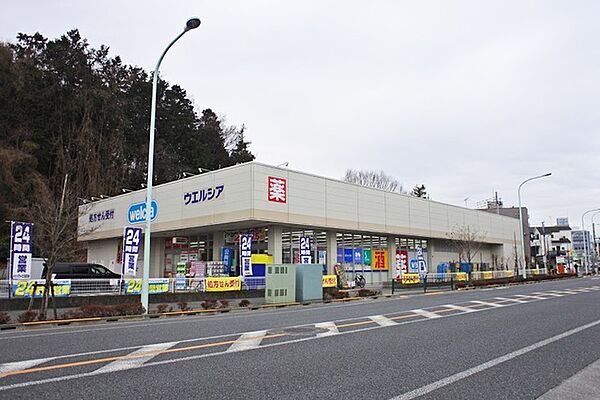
268;176;287;203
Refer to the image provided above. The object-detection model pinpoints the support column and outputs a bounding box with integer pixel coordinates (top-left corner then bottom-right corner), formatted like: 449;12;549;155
268;225;283;264
212;231;224;261
387;238;397;281
150;237;164;278
326;231;338;274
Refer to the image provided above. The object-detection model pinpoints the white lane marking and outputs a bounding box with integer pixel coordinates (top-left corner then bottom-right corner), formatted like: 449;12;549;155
549;290;578;295
494;297;527;304
369;315;398;326
412;309;441;319
94;342;178;373
532;292;562;297
471;300;505;308
514;294;546;300
0;358;56;374
226;330;267;352
389;318;600;400
569;288;593;293
315;322;339;337
537;356;600;399
444;304;476;313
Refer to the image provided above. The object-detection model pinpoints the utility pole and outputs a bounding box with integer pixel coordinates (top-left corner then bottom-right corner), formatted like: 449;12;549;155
541;221;547;271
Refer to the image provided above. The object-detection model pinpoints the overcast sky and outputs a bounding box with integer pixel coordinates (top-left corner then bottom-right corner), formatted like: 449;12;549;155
3;1;599;229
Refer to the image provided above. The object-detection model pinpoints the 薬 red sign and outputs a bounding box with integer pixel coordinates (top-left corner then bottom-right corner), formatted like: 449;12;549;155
268;176;287;203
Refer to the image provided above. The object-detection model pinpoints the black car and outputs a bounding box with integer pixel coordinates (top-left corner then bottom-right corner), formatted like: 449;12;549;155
42;263;121;279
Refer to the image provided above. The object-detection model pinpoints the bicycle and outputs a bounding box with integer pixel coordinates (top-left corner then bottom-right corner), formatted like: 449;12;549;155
354;273;366;288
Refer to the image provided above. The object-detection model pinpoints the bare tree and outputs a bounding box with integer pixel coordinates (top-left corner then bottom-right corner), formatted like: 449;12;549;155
25;174;92;319
446;225;487;265
343;169;405;193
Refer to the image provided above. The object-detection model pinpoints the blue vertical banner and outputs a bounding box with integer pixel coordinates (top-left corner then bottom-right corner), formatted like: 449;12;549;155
221;247;233;271
122;227;143;276
416;246;428;277
10;222;33;280
239;234;252;276
353;248;363;264
344;248;353;263
299;236;312;264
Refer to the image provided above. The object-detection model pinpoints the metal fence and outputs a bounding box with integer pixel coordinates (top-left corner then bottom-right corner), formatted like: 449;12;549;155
0;276;268;299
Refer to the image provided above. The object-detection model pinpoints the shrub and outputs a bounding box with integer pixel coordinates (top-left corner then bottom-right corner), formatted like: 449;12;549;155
79;304;115;317
200;300;218;309
113;302;145;316
177;302;190;311
357;289;381;297
0;312;10;325
238;299;251;307
218;300;230;309
17;310;37;323
156;304;170;313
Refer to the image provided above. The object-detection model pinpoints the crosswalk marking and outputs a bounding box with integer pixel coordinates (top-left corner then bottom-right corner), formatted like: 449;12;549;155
549;290;577;295
494;296;527;304
535;292;563;297
0;358;57;374
471;300;505;308
412;309;442;319
315;322;339;337
514;294;546;300
226;330;267;352
93;342;178;374
444;304;476;313
369;315;398;326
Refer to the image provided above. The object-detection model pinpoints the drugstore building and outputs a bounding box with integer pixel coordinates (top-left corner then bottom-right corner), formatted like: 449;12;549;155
78;162;523;284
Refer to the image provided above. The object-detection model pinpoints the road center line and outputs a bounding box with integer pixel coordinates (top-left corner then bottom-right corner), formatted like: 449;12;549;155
388;318;600;400
94;342;179;373
412;309;441;319
494;297;527;304
471;300;505;308
315;322;339;337
444;304;476;313
514;294;546;300
369;315;398;326
0;358;57;374
226;331;267;352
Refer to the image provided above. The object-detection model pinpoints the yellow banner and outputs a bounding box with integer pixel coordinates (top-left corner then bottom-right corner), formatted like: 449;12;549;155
372;250;388;270
401;274;421;285
506;270;514;278
206;277;241;292
322;275;337;288
456;272;468;282
482;271;493;280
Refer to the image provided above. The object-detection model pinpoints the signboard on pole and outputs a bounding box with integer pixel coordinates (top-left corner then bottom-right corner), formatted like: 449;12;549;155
240;234;253;276
122;227;143;276
300;236;312;264
395;250;409;281
416;246;427;277
10;222;33;280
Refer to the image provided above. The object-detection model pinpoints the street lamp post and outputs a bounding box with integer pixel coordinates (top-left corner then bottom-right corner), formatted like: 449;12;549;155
517;173;552;279
141;18;201;313
580;208;600;275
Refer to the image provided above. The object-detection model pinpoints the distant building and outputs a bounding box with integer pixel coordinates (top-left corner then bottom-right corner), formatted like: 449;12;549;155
571;230;592;260
530;224;572;267
481;206;530;262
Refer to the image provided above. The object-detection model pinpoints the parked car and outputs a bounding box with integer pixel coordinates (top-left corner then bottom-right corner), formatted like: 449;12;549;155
42;263;121;279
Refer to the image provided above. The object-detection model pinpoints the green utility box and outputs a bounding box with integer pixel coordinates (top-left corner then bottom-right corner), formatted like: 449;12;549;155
265;264;296;304
295;264;323;302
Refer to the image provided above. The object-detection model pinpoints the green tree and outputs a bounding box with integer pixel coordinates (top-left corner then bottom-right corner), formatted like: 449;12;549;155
411;184;428;198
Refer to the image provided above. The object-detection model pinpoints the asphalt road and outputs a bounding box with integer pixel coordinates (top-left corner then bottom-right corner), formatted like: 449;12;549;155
1;277;600;399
